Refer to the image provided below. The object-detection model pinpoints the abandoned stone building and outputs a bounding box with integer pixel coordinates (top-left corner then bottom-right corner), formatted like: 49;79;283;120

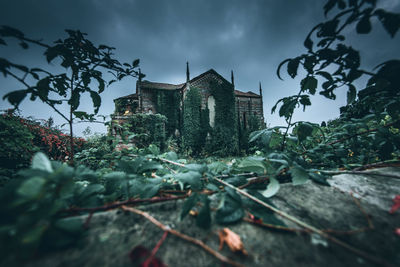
112;64;265;137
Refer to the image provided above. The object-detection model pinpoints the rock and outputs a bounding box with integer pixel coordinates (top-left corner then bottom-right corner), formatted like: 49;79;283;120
23;168;400;267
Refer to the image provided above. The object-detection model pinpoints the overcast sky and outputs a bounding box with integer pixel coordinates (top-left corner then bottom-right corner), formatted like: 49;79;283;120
1;0;399;136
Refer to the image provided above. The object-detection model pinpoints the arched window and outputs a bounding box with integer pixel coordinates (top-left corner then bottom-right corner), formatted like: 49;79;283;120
207;95;216;127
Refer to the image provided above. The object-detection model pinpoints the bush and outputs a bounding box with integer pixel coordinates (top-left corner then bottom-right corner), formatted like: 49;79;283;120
117;113;167;150
0;111;85;185
74;134;115;170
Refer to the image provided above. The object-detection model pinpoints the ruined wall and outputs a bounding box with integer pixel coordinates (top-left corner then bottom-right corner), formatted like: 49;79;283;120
140;88;157;114
236;96;263;127
190;73;222;109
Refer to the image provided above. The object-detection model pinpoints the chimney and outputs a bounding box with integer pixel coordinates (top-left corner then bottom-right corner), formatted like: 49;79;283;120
186;61;190;83
231;70;235;88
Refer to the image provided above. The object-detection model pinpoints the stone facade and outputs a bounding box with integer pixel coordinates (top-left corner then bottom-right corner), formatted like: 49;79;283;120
113;68;265;132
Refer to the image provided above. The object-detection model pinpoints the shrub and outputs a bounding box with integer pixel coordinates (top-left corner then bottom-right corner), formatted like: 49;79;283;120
116;113;167;150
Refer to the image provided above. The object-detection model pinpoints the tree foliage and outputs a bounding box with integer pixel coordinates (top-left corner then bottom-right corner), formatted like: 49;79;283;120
274;0;400;152
0;26;141;162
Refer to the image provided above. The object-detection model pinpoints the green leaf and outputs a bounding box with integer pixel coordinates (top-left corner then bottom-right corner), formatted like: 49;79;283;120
69;89;80;111
3;89;28;107
22;224;47;244
297;122;314;143
237;157;266;174
276;58;291;80
308;172;330;186
278;97;297;119
163;151;178;161
356;15;372;34
44;46;60;63
196;196;211;229
259;177;280;198
132;59;140;67
299;95;311;111
148;144;160;155
73;111;89;120
378;141;394;160
0;25;24;38
32;152;53;172
376;9;400;38
175;171;202;190
225;187;241;203
243;191;286;226
316;71;333;82
290;164;309;185
304;35;313;51
323;0;337;16
215;195;244;225
140;183;160;199
181;193;198;220
89;90;101;114
346;84;356;105
287;58;300;78
301;76;318;94
55;217;83;233
207;162;228;175
185;164;207;174
17;177;46;199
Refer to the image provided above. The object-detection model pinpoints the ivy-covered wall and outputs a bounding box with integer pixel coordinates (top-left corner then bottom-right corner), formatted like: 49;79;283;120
154;90;180;136
206;80;239;155
183;87;204;154
112;113;167;150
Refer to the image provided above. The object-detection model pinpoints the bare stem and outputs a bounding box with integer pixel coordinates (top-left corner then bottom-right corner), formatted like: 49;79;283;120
121;205;244;267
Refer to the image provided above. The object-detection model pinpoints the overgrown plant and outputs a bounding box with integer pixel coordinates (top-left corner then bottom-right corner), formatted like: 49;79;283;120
0;26;141;163
273;0;400;152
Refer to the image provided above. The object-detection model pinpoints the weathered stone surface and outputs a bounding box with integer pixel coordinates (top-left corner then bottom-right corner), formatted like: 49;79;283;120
24;168;400;267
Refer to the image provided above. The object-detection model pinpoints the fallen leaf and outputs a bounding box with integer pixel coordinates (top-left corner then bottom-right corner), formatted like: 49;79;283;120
218;228;248;256
395;228;400;236
389;195;400;214
189;210;198;216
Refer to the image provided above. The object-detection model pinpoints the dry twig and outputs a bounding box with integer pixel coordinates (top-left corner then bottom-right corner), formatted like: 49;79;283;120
121;205;244;267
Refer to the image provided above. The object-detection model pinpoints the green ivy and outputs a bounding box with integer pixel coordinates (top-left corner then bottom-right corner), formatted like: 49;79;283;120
154;90;181;136
123;114;167;150
183;87;205;155
207;80;238;155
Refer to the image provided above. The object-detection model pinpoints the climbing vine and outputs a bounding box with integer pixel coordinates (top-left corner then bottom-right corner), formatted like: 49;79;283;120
183;87;204;155
154;90;181;136
208;80;238;155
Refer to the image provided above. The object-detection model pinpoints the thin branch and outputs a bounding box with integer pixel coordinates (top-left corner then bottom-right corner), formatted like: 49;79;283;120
158;157;186;167
353;160;400;171
6;70;70;121
213;177;394;267
143;231;169;266
121;206;244;267
63;195;188;214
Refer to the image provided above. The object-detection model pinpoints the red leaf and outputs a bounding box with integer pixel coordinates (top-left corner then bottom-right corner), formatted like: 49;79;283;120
395;228;400;236
389;195;400;214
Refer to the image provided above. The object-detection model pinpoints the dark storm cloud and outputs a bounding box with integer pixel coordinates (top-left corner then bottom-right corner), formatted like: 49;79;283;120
0;0;399;134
